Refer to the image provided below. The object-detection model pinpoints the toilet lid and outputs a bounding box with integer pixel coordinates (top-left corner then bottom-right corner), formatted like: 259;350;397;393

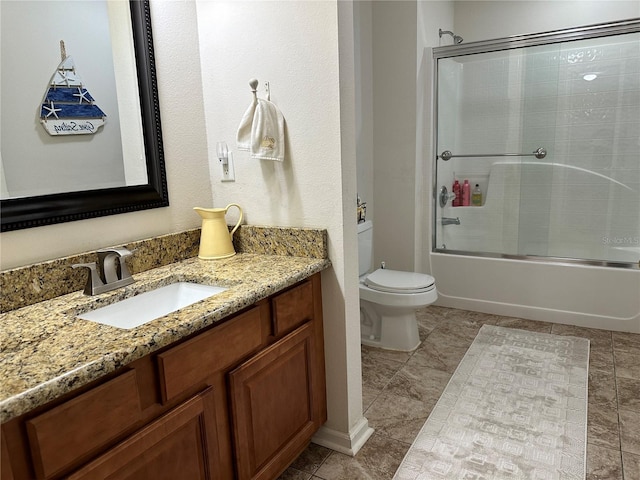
365;269;435;294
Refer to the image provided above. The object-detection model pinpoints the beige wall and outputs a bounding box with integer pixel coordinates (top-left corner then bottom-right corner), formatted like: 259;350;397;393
195;0;368;453
371;1;417;272
455;1;640;42
354;1;374;222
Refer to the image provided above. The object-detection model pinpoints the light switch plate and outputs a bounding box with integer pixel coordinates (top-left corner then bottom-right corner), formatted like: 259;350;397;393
221;151;235;182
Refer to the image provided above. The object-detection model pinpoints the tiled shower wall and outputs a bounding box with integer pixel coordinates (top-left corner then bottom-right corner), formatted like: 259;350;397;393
438;33;640;263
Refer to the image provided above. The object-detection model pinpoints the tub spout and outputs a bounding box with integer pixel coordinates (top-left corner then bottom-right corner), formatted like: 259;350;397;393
441;217;461;226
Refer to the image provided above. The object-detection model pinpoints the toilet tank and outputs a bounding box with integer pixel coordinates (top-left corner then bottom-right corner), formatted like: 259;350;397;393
357;220;373;276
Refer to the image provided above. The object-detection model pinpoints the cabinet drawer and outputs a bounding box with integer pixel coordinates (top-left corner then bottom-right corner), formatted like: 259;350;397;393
67;387;220;480
272;280;314;335
26;370;141;480
157;306;264;403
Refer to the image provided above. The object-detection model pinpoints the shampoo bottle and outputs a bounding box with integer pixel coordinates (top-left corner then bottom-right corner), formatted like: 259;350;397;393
472;184;482;206
462;180;471;206
452;180;461;207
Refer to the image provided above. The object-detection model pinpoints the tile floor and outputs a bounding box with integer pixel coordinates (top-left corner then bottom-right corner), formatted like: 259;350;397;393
279;306;640;480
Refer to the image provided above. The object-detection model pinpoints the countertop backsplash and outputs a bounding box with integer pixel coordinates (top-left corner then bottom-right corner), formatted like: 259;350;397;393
0;225;328;313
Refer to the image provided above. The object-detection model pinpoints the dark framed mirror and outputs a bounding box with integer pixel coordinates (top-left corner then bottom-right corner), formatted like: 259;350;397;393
0;0;168;232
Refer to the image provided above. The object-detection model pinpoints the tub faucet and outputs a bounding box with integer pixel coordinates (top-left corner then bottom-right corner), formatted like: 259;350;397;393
441;217;461;226
73;248;135;295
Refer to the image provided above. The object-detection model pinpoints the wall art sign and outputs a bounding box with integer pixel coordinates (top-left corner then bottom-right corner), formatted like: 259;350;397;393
39;40;107;136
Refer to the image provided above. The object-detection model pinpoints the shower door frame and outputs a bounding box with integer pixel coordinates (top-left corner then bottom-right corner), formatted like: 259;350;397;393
431;18;640;270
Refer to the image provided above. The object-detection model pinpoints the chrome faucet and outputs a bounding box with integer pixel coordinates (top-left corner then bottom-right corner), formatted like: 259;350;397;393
73;248;135;295
441;217;461;226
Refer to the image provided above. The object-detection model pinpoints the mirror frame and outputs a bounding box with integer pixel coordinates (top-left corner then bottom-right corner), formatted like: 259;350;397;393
1;0;168;232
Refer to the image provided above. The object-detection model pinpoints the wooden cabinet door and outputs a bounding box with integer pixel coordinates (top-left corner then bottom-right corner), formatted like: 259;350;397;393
67;387;221;480
26;370;142;480
229;322;319;480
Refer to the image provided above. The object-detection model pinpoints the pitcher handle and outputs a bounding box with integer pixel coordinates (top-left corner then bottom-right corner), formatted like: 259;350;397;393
225;203;244;237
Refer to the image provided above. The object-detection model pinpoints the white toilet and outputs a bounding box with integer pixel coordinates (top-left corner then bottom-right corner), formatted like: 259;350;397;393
358;220;437;351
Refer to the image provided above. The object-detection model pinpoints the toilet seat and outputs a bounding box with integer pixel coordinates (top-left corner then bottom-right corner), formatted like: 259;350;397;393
364;269;435;294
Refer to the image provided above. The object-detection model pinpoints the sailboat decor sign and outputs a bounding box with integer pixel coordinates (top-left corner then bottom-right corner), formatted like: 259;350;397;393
39;41;107;136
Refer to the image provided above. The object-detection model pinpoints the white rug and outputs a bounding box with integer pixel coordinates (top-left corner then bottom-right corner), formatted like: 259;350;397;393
394;325;590;480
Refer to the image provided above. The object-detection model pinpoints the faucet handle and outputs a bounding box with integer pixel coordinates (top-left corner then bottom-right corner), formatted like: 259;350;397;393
72;263;104;295
97;248;134;281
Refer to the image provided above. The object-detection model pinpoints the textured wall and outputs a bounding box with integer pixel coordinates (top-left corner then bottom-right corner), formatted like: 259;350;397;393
195;0;366;451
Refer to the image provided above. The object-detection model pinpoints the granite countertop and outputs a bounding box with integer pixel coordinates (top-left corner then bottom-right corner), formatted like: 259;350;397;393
0;253;330;423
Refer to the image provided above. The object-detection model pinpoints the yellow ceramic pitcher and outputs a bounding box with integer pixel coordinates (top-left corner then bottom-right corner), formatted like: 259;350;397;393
194;204;243;259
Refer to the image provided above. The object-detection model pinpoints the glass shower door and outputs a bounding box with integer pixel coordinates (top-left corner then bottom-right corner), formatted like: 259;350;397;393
433;27;640;268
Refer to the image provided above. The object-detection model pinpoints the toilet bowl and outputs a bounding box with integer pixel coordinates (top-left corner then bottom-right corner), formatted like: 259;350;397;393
358;221;438;351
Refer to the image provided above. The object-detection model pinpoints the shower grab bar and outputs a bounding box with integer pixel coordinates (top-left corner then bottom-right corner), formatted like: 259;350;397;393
438;147;547;161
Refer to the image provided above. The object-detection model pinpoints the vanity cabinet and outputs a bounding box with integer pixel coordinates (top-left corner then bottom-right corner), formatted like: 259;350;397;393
1;273;325;480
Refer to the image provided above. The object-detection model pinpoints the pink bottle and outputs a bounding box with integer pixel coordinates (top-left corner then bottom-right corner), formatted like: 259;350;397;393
452;180;461;207
462;180;471;206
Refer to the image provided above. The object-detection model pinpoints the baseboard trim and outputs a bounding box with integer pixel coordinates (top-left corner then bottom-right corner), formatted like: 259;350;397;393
312;417;374;456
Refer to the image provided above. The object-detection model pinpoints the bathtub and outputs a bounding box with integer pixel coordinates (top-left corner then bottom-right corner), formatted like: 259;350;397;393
431;158;640;333
430;252;640;333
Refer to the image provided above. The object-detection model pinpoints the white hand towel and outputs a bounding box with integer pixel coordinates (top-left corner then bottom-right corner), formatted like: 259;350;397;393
236;79;285;162
249;97;285;162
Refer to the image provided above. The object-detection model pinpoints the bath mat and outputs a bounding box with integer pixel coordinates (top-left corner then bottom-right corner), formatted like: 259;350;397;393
394;325;590;480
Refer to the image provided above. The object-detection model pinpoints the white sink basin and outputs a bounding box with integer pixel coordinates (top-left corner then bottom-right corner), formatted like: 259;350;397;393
78;282;227;329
